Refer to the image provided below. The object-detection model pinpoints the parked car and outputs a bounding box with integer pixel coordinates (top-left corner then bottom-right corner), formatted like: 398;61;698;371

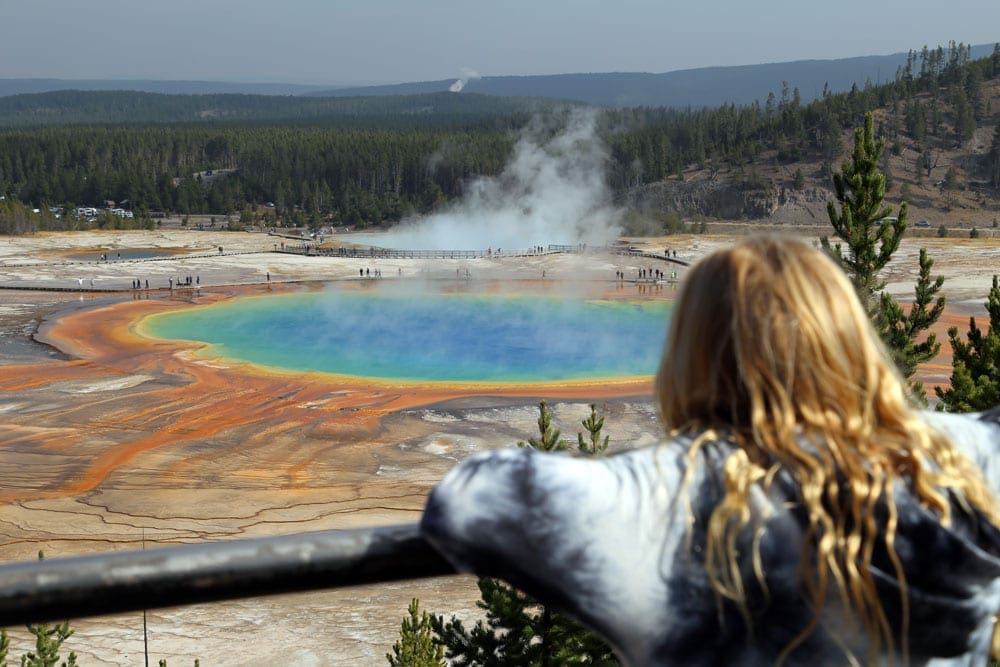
915;220;930;227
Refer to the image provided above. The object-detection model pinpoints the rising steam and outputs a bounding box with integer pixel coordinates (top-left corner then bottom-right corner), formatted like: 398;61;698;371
374;109;623;251
449;67;481;93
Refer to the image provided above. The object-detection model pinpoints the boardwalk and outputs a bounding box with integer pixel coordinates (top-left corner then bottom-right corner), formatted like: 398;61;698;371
0;241;690;292
278;242;693;266
277;244;556;260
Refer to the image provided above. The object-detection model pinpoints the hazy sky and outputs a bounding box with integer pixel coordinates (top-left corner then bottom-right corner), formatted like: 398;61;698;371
2;0;998;85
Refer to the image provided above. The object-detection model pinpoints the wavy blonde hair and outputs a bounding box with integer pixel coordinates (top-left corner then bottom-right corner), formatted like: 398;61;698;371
655;236;1000;663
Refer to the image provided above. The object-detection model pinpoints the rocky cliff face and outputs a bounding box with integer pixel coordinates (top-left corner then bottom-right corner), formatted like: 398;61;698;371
629;178;834;222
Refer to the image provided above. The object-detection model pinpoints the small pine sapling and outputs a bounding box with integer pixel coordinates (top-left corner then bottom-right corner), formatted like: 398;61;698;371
387;599;445;667
577;403;610;455
518;400;570;451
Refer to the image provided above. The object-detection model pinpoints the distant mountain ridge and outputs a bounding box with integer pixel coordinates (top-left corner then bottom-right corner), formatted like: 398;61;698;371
0;79;338;97
0;42;995;113
312;44;997;107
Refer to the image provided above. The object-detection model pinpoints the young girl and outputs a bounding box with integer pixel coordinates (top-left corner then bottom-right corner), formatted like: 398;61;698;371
421;236;1000;665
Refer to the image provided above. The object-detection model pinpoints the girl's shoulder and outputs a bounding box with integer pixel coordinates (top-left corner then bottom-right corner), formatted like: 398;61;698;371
920;409;1000;494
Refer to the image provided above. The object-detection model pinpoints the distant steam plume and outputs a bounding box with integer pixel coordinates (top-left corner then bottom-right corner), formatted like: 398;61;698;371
375;109;623;251
449;67;481;93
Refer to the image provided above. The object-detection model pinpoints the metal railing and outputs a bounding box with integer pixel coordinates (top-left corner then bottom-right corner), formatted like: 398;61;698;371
0;524;454;626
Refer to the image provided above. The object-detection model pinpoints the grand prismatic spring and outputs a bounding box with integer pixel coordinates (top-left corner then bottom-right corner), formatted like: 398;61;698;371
0;269;675;664
141;287;672;383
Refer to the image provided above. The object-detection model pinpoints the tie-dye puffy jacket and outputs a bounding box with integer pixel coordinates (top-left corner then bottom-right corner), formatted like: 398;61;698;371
422;409;1000;666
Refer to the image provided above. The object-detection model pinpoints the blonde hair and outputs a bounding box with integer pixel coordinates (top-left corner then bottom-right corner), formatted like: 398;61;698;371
655;236;1000;662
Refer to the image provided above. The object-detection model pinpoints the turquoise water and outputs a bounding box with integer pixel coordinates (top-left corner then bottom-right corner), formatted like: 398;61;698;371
145;289;671;383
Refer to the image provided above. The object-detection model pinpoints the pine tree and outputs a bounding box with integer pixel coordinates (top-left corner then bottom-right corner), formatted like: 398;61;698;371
876;249;945;399
822;112;903;301
943;165;960;209
21;621;77;667
821;112;944;400
426;401;618;666
430;556;617;667
517;400;571;452
577;404;610;455
936;277;1000;412
387;599;446;667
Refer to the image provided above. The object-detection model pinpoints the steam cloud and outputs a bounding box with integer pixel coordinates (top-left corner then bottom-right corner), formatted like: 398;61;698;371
449;67;481;93
374;109;623;251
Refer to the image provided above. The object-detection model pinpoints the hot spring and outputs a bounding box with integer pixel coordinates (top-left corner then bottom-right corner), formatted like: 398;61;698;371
142;287;672;384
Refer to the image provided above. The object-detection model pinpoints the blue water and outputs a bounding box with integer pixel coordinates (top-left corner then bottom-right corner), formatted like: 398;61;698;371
144;289;672;383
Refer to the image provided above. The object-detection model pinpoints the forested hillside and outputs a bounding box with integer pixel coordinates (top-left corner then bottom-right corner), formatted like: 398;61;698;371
620;43;1000;229
0;125;515;227
0;90;556;127
1;43;998;233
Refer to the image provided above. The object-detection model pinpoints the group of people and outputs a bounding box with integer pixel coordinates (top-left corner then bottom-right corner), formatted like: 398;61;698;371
422;236;1000;665
615;268;677;282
